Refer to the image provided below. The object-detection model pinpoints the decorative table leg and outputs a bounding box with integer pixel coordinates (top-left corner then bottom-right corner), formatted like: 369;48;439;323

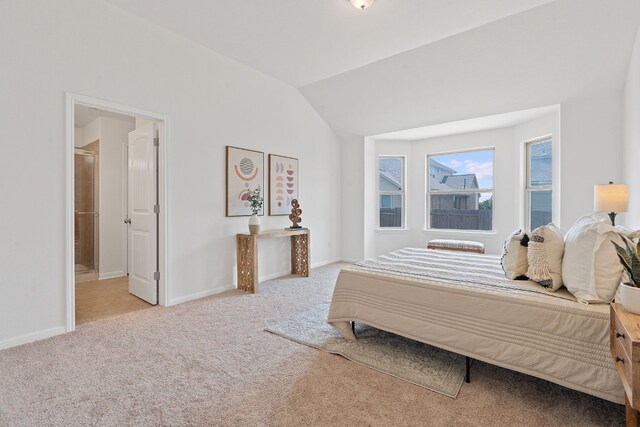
626;394;638;427
237;234;258;293
291;232;310;277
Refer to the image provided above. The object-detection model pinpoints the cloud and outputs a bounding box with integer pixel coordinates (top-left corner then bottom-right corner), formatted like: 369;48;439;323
446;159;464;169
443;160;492;178
462;160;493;181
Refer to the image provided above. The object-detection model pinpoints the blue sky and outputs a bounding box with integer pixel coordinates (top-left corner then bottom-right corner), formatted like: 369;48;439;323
432;149;494;190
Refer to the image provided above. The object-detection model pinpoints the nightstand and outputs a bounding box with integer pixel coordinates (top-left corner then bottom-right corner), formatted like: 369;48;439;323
610;303;640;427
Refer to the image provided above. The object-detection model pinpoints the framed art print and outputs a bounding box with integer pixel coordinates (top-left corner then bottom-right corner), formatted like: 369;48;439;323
226;146;264;217
269;154;298;215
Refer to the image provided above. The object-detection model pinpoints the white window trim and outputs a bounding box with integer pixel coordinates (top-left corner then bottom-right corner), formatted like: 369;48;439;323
524;136;553;231
377;155;407;230
425;147;495;232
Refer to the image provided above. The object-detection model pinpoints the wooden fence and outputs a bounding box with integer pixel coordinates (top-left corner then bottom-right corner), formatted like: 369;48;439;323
430;209;492;230
530;211;553;230
383;208;551;230
380;208;402;227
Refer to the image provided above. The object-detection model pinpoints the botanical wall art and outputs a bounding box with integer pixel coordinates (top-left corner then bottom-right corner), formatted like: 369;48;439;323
226;146;264;217
269;154;299;215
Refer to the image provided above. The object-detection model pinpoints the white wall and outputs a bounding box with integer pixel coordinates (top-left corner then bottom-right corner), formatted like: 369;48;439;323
560;92;624;229
78;118;101;148
74;127;83;148
0;0;341;347
624;27;640;228
340;136;366;261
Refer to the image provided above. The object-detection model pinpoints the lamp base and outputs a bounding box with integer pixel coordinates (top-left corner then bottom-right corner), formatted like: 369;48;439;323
608;212;617;226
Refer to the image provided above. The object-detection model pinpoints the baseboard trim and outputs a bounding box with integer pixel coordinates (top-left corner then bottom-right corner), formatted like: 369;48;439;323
169;284;236;306
311;258;343;268
0;326;67;351
339;258;361;263
258;258;344;283
168;258;350;307
98;271;125;280
259;270;291;282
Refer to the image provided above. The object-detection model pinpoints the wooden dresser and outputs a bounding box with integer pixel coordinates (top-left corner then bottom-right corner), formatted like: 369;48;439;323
610;303;640;426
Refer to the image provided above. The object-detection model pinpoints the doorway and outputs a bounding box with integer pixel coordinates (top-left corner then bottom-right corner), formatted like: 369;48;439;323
66;93;169;331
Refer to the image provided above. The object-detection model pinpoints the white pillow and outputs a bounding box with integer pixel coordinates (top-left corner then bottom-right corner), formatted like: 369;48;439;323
501;229;529;279
562;213;625;303
527;224;564;291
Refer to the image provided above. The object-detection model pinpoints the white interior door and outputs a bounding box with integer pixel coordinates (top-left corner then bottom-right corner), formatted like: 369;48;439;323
127;123;158;304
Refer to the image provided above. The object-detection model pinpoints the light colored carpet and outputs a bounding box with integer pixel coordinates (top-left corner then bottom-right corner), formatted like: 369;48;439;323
266;304;466;398
0;263;625;426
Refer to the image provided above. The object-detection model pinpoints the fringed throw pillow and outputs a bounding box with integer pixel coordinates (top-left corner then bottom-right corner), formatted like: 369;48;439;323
526;224;564;291
501;229;529;280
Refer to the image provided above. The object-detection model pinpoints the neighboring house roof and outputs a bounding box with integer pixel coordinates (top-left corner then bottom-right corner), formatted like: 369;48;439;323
429;180;452;190
379;159;402;182
379;169;402;190
429;159;456;174
441;174;479;189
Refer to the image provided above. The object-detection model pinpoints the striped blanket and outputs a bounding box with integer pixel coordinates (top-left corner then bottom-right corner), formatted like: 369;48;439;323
348;247;575;300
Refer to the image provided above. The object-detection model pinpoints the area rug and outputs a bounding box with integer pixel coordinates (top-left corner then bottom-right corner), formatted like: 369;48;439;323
266;303;466;398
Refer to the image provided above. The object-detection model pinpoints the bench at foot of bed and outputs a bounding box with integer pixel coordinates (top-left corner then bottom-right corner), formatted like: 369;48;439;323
427;239;485;254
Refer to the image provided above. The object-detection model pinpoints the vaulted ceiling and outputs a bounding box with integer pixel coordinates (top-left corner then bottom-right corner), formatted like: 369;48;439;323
104;0;640;138
104;0;554;87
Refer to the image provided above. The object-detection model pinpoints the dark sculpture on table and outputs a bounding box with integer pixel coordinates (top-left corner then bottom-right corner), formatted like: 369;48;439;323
289;199;302;229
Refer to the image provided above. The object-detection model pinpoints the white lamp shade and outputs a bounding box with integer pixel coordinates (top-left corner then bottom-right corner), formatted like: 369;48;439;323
594;183;629;213
349;0;375;10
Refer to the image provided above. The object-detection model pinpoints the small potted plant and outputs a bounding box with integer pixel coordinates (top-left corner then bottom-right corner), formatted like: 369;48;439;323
247;186;263;234
612;236;640;314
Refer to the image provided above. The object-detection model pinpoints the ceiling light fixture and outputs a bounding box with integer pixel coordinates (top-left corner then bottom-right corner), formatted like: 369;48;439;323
349;0;375;10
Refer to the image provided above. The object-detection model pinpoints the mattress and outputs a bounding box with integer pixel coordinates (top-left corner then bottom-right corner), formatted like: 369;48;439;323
328;248;623;403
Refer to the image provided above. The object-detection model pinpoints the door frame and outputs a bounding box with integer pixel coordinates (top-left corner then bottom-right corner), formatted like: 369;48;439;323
65;92;170;332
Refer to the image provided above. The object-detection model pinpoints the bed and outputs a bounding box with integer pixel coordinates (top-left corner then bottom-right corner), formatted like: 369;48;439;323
327;247;623;404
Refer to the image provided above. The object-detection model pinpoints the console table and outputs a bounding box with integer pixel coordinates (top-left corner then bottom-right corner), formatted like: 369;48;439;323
236;228;310;293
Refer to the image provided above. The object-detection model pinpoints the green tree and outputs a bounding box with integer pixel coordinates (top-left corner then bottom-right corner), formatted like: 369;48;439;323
479;197;492;210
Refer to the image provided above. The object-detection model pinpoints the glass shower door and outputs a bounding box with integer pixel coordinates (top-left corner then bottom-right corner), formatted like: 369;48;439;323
74;149;98;274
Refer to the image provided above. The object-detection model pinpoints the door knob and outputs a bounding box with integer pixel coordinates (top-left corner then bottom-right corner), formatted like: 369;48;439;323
124;218;131;224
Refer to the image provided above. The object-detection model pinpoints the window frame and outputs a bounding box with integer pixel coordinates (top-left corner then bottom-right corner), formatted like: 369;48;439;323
425;147;495;232
524;137;553;231
377;155;406;230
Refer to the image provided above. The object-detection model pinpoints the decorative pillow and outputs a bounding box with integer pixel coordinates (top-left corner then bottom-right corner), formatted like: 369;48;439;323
563;213;626;303
526;224;564;291
501;229;529;279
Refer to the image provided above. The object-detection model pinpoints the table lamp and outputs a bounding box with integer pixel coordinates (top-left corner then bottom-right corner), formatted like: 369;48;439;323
594;181;628;226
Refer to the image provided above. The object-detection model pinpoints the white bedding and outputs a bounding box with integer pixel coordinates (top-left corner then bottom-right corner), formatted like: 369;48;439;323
327;248;623;403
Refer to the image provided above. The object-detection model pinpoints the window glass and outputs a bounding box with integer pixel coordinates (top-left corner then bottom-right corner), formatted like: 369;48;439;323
379;195;403;227
529;141;552;186
427;150;494;231
379;157;404;228
529;190;552;230
526;139;553;230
